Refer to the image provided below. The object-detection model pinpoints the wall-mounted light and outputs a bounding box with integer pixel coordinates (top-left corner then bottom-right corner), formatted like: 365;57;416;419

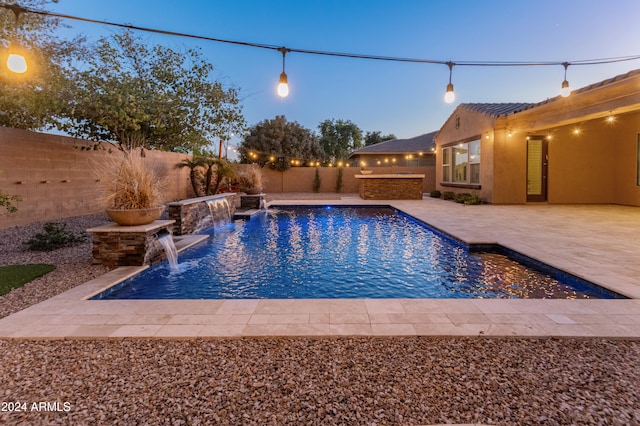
560;62;571;97
444;61;455;104
277;47;290;98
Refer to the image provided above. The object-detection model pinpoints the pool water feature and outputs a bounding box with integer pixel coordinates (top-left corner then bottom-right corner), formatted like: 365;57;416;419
93;206;625;300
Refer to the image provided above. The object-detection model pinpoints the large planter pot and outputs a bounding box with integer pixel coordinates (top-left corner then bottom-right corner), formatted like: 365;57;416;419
106;206;165;226
243;187;263;195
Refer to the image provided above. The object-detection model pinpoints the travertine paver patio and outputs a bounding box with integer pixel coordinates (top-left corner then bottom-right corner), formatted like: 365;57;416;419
1;197;639;339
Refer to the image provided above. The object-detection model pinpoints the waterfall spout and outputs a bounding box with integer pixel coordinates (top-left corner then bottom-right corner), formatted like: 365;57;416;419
157;231;178;269
206;198;232;228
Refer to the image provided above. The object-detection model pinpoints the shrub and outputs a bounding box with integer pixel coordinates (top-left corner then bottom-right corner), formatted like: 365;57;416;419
442;191;455;200
25;222;87;251
1;189;21;213
236;164;263;194
312;167;321;193
335;167;344;193
429;190;441;198
464;194;482;205
454;193;473;204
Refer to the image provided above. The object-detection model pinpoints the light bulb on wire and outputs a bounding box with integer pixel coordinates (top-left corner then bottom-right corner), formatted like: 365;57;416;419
4;4;28;74
277;47;290;98
277;71;289;97
560;62;571;97
7;53;27;73
444;61;455;104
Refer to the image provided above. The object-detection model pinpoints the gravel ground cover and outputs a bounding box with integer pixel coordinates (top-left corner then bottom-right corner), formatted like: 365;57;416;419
1;209;639;425
1;338;639;425
0;213;112;319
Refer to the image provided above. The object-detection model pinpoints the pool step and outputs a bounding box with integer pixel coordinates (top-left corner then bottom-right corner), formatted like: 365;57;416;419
234;209;261;220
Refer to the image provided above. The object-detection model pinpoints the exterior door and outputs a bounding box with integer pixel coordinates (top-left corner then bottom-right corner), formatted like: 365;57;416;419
527;138;548;202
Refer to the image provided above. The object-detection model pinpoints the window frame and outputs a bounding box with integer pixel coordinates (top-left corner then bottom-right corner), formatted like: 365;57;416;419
440;138;481;189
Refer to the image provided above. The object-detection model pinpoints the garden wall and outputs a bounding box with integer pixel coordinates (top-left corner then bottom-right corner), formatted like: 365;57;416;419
0;128;195;229
1;127;436;229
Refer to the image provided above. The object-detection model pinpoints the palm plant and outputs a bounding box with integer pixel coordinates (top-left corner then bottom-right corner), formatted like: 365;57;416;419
175;156;206;197
211;158;236;195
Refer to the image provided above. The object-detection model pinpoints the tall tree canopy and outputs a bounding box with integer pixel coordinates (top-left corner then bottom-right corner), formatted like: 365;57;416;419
239;116;324;171
0;0;84;129
364;130;396;146
61;30;245;152
318;119;363;163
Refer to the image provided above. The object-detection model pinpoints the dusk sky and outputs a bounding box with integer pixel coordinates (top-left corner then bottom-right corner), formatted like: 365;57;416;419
46;0;640;150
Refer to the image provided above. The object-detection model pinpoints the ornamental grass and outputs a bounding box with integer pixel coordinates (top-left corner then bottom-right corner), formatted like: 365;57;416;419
100;154;164;210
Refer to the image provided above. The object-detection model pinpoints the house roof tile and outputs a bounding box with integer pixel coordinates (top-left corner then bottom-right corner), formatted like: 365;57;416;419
350;131;437;156
458;103;536;117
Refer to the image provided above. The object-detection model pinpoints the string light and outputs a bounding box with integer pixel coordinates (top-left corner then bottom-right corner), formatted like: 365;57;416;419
444;62;455;104
277;47;290;98
4;4;28;73
4;4;640;98
560;62;571;97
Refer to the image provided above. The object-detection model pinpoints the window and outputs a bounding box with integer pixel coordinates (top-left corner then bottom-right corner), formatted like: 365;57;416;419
441;139;480;185
453;146;468;182
442;148;450;182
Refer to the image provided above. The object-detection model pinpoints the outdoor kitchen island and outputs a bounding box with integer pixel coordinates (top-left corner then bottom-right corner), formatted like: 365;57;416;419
355;173;425;200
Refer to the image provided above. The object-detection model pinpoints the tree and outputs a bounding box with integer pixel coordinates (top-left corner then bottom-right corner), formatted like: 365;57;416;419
318;119;363;164
239;116;324;171
0;1;85;130
364;131;396;146
61;30;244;152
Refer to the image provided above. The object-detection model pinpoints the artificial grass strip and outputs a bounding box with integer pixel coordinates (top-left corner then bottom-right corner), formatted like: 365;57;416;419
0;264;56;296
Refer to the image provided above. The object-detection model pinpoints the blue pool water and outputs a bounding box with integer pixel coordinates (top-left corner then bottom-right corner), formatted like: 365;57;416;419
93;206;624;300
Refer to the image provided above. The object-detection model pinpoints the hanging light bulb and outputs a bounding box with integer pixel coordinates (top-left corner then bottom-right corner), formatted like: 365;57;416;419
444;61;455;104
4;5;28;74
560;62;571;97
277;72;289;97
276;47;290;98
7;53;27;73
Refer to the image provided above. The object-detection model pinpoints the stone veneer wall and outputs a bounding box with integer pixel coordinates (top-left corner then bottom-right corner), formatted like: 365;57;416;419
358;178;424;200
167;194;236;235
89;221;174;267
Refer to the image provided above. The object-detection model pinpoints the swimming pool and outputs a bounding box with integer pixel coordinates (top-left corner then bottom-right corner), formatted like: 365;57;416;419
93;206;624;300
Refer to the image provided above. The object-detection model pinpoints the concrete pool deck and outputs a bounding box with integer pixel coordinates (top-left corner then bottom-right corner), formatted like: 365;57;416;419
1;197;639;339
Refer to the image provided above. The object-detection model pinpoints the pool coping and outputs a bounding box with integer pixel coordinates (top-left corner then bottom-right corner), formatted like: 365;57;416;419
1;198;639;339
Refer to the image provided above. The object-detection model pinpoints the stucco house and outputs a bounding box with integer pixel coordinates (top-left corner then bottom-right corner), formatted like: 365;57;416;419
434;69;640;205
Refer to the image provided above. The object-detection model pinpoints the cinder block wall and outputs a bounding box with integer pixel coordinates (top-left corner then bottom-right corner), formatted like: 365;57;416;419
0;128;194;229
1;128;437;228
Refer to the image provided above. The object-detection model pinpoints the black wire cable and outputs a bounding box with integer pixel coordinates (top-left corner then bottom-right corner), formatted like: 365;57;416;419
3;3;640;69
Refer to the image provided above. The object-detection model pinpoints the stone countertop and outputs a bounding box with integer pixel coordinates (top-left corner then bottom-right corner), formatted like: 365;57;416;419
87;220;175;233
